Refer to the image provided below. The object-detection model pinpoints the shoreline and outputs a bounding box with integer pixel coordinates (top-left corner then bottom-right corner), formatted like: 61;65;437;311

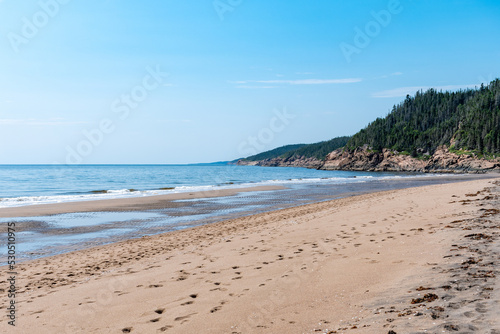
1;174;494;218
0;174;496;265
0;185;285;218
237;146;500;174
1;177;499;333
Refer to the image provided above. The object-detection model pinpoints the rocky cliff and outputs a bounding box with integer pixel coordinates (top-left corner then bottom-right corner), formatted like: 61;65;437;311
236;156;323;169
320;146;500;173
236;146;500;173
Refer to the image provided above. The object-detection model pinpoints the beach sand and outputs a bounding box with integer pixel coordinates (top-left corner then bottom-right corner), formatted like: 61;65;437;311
0;186;285;218
1;178;499;333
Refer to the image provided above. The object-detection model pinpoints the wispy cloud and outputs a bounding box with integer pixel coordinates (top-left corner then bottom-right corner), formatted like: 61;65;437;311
0;118;89;126
231;78;362;86
374;72;404;79
157;119;192;123
236;85;277;89
258;78;362;85
372;84;480;98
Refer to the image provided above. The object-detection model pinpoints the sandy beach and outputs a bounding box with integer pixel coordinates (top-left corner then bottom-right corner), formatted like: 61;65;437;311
1;178;499;333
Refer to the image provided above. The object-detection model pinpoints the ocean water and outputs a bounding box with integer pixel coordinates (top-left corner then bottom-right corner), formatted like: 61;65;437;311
1;164;478;264
0;164;403;208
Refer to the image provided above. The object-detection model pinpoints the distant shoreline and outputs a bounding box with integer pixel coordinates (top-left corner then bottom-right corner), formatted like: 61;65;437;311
237;146;500;173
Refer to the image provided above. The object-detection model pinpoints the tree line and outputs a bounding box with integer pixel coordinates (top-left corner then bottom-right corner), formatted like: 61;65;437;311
242;136;350;161
242;79;500;162
347;79;500;156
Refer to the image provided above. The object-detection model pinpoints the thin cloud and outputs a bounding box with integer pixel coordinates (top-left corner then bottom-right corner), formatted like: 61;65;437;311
236;85;277;89
158;119;192;123
0;118;88;126
232;78;362;86
257;78;362;85
374;72;404;79
0;119;21;125
372;84;480;98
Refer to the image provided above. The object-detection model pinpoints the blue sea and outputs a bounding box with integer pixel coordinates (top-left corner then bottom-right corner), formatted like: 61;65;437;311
0;165;472;264
0;164;399;208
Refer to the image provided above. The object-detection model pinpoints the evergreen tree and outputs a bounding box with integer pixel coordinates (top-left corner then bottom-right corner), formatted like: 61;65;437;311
347;79;500;155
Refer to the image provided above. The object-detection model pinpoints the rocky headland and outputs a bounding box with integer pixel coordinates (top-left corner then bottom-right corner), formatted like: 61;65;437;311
321;146;500;173
236;156;323;169
237;146;500;173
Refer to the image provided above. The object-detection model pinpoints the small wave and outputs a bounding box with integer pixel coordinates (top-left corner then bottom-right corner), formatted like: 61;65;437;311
90;190;108;194
88;188;138;194
107;189;138;193
0;173;449;209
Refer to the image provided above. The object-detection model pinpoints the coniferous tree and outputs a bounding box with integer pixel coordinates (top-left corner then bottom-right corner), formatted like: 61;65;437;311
347;79;500;155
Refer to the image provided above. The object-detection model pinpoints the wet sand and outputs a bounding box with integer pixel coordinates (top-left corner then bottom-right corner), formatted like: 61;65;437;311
0;186;285;218
1;178;499;333
1;175;495;265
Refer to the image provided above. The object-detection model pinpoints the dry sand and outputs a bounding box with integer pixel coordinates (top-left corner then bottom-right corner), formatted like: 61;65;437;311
1;178;499;333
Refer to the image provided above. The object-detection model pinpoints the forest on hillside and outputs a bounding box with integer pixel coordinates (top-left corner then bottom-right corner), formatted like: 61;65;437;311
347;79;500;156
241;80;500;163
242;136;350;161
279;136;351;160
241;144;307;161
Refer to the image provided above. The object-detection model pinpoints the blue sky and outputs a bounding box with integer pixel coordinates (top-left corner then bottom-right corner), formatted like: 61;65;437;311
1;0;499;164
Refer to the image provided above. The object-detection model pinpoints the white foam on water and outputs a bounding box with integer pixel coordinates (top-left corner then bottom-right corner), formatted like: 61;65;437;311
0;173;456;208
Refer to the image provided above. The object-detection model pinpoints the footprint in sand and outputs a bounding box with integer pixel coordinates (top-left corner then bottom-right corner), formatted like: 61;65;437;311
158;325;172;332
174;313;197;322
210;306;222;313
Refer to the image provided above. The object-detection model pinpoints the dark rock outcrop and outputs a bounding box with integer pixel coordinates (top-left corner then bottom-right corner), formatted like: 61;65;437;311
236;146;500;173
236;156;323;169
320;146;500;173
